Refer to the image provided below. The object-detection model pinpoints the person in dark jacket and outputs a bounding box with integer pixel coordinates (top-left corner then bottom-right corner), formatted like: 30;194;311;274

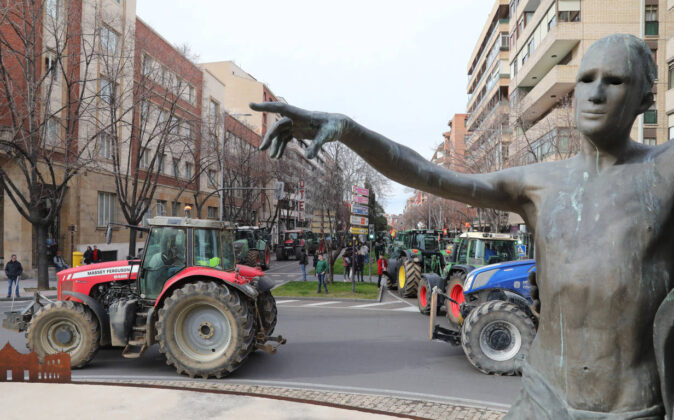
83;246;93;264
299;249;308;281
92;245;101;263
356;251;365;282
5;254;23;298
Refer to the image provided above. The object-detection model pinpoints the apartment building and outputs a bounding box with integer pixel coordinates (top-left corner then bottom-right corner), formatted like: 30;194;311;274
507;0;674;164
665;0;674;129
465;0;512;174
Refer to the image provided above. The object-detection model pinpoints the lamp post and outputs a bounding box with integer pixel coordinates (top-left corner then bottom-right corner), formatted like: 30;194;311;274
220;111;251;221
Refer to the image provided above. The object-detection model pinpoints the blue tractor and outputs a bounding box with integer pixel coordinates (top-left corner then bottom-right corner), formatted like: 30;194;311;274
429;259;539;375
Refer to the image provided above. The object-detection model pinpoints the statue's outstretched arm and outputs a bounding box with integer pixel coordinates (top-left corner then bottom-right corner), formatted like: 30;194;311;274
250;102;525;212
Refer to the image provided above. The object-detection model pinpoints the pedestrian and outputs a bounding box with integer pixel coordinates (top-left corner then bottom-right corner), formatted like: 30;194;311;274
377;254;387;287
53;250;69;271
299;248;308;281
342;249;351;282
316;254;328;294
5;254;23;299
361;243;369;264
92;245;101;263
356;251;365;282
83;246;93;264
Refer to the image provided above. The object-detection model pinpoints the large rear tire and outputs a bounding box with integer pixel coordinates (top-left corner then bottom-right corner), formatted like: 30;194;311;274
384;273;396;290
398;259;421;298
246;249;260;267
445;274;466;328
417;276;432;315
26;300;100;368
276;247;285;261
261;246;271;270
461;301;535;376
157;281;255;379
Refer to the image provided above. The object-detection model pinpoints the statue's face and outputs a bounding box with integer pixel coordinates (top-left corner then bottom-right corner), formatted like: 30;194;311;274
574;40;646;144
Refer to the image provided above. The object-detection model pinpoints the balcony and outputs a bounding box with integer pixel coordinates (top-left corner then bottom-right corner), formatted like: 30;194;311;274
512;22;580;89
516;64;578;122
666;88;674;115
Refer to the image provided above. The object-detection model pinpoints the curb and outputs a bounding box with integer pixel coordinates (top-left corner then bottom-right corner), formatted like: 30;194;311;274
75;379;507;420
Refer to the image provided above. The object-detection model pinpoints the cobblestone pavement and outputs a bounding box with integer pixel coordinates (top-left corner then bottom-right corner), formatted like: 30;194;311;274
83;379;507;420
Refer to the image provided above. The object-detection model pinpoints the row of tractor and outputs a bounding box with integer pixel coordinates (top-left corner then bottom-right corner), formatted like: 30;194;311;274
382;229;538;375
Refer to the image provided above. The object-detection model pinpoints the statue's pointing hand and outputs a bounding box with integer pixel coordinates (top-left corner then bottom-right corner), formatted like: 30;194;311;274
250;102;350;159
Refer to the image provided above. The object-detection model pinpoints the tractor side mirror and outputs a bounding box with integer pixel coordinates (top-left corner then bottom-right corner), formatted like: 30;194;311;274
105;224;113;244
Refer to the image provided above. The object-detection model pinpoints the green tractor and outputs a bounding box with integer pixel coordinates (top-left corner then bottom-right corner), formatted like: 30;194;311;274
234;226;271;270
416;232;522;324
385;229;445;298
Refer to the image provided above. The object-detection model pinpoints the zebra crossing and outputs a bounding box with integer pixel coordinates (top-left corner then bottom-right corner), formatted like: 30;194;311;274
275;295;418;312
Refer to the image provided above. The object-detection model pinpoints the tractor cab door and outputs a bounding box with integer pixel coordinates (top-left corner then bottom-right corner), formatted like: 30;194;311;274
138;227;187;300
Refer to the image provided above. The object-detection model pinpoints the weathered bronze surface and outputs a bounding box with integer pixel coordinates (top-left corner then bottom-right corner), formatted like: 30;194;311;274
252;34;672;419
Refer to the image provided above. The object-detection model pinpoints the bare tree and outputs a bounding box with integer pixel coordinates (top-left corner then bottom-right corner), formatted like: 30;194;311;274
0;2;135;288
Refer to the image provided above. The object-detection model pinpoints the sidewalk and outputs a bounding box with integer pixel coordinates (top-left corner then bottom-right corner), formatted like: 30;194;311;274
0;278;57;302
0;381;507;420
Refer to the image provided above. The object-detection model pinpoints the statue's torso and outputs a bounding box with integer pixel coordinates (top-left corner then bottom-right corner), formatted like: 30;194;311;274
522;152;674;412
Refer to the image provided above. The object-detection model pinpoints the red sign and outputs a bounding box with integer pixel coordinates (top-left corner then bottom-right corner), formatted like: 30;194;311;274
298;180;305;221
351;185;369;197
352;195;368;205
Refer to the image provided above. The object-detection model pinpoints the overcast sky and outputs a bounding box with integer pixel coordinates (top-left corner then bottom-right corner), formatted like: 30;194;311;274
137;0;494;214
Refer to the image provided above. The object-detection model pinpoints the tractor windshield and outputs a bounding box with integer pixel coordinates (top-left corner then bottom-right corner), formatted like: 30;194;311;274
193;228;235;271
140;227;187;299
470;239;518;265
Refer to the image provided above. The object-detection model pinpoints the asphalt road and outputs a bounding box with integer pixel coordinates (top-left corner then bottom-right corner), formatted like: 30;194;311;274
0;256;521;409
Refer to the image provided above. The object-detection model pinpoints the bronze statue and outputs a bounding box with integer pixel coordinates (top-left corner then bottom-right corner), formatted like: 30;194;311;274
251;34;673;419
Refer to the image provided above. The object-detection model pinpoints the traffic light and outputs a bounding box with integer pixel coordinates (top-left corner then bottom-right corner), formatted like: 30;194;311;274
368;232;375;240
368;224;375;240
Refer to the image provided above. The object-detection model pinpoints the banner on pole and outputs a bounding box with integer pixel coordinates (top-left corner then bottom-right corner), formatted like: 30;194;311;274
351;185;369;197
351;204;369;216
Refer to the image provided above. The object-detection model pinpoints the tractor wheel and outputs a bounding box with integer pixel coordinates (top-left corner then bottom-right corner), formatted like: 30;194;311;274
445;274;466;328
384;274;396;290
461;301;536;376
417;276;432;315
26;300;100;368
157;281;255;379
246;249;260;267
275;247;285;261
398;260;421;298
261;247;271;270
256;291;277;336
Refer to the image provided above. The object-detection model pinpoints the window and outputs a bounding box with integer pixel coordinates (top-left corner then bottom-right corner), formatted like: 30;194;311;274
45;0;59;20
156;200;167;216
101;26;118;54
98;131;114;159
644;95;657;124
558;0;581;23
45;117;60;146
207;206;217;219
170;117;179;135
185;161;193;179
139;147;150;169
142;55;154;77
644;138;657;146
209;99;219;120
171;201;181;217
208;169;218;187
141;101;150;121
97;192;115;226
172;159;180;178
189;85;196;104
101;78;116;104
183;122;192;139
645;5;658;36
45;53;57;78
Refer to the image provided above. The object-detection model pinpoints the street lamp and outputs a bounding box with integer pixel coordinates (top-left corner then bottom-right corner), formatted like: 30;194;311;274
220;111;251;221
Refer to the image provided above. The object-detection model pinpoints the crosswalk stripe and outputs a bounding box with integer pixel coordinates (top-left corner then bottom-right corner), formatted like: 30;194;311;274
276;299;299;304
303;301;339;307
349;302;397;308
394;306;419;312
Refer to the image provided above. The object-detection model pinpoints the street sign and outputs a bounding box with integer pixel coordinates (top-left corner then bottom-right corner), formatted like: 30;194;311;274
517;244;527;257
273;181;284;200
351;204;369;216
352;195;368;205
350;215;368;226
350;226;368;235
351;185;370;197
298;180;305;221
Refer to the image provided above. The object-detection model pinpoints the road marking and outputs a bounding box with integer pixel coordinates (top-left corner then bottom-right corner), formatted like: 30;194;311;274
349;302;397;308
303;301;339;307
275;300;299;305
386;290;416;307
394;306;419;312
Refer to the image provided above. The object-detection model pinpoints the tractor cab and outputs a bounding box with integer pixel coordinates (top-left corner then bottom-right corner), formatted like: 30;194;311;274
138;217;235;300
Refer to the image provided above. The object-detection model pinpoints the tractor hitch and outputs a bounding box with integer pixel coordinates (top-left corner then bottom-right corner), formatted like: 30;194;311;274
254;332;287;354
2;292;52;332
431;324;461;346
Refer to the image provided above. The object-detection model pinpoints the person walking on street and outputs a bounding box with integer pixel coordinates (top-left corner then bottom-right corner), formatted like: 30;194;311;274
53;251;69;271
83;246;93;264
316;254;328;293
342;249;351;282
356;251;365;282
92;245;101;263
5;254;23;298
299;248;308;281
377;254;387;287
361;243;369;264
312;252;319;278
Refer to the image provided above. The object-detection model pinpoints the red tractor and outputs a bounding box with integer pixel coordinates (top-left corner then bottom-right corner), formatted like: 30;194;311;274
3;216;284;378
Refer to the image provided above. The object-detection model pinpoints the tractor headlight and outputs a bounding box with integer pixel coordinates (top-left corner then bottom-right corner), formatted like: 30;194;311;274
466;269;498;292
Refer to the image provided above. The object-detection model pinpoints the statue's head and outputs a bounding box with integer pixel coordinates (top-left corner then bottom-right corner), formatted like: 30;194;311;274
574;34;656;147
